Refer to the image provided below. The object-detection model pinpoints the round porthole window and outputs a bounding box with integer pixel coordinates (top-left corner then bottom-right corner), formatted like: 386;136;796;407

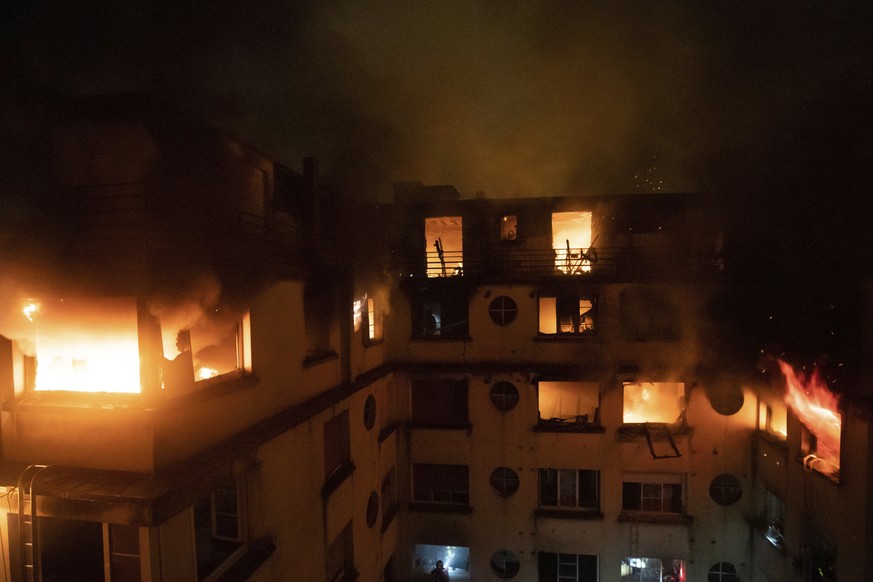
489;381;519;411
490;550;520;579
363;394;377;430
488;296;518;326
366;491;379;528
709;474;742;506
489;467;520;496
708;562;739;582
707;386;744;416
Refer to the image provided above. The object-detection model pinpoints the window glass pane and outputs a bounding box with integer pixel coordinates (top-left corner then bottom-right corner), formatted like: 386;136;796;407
559;469;577;506
578;470;599;510
539;469;558;506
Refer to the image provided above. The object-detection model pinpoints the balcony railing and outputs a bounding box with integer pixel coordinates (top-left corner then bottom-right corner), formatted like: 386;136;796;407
395;246;722;280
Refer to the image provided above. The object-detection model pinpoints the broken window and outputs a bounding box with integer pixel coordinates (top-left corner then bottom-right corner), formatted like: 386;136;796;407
622;382;685;424
538;469;600;511
621;473;684;514
425;216;463;277
538;381;599;425
538;553;598;582
412;464;469;506
412;292;468;338
411;378;468;425
194;472;246;580
538;294;596;335
552;211;593;274
500;214;518;241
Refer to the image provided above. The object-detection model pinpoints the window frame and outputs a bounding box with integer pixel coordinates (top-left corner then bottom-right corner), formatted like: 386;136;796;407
193;472;248;582
363;295;384;345
538;468;600;513
412;463;470;509
538;552;598;582
537;292;597;337
621;474;685;516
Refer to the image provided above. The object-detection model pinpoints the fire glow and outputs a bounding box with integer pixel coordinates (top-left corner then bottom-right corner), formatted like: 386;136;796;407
778;359;841;474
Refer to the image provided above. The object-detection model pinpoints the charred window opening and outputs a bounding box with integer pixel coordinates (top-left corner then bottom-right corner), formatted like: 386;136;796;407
412;463;469;506
538;294;596;336
500;215;518;242
538;468;600;511
758;399;787;437
411;377;468;426
622;382;686;425
621;474;685;515
425;216;463;277
304;279;336;360
552;211;594;274
537;381;599;427
620;287;680;342
194;472;246;580
762;489;785;550
412;292;468;339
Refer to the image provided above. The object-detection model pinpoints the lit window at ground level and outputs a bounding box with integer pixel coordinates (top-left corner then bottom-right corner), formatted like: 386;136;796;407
621;557;685;582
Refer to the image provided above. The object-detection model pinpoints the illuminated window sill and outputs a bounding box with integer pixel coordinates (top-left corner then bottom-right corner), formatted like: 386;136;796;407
755;430;788;448
535;334;599;342
535;509;603;520
534;420;604;433
795;455;841;485
618;511;692;526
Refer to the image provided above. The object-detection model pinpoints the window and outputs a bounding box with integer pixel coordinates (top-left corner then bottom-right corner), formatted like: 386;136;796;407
425;216;463;277
304;279;335;359
161;307;252;393
758;399;787;436
489;381;519;411
621;557;685;582
622;474;684;514
539;469;599;511
324;410;351;480
552;211;593;274
413;292;469;338
108;524;142;581
708;562;739;582
490;550;520;579
622;382;685;424
500;215;518;241
538;294;596;335
709;474;742;506
708;385;744;416
326;522;354;582
366;492;379;528
381;468;398;528
538;381;599;425
489;467;520;496
194;473;246;580
538;552;598;582
411;378;468;425
414;545;470;580
413;464;469;506
488;296;518;326
619;287;679;341
363;295;384;344
363;394;377;430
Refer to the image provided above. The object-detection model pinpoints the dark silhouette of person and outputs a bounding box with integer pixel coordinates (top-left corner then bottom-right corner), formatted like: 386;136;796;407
162;329;195;393
430;560;449;582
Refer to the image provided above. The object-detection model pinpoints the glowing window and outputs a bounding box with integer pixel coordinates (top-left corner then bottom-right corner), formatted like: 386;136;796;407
363;296;383;344
425;216;463;277
538;381;599;424
500;215;518;241
538;295;595;335
552;211;593;274
621;557;685;582
352;299;362;332
22;296;141;393
622;382;685;424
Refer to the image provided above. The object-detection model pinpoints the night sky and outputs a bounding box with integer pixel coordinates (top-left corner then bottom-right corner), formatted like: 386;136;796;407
2;1;872;377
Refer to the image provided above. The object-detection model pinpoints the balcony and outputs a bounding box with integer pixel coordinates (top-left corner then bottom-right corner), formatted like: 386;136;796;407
393;245;721;283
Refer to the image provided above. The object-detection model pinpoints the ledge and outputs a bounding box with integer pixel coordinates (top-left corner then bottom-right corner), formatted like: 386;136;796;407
321;462;356;500
407;421;472;432
378;421;399;444
535;419;604;433
381;504;399;534
408;336;472;342
535;509;603;520
409;503;472;515
303;350;339;368
617;511;692;526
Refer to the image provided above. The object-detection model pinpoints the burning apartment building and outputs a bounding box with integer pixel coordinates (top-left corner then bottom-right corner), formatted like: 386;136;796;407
0;91;869;582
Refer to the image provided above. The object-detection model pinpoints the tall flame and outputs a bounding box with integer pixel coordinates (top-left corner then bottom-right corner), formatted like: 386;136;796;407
778;359;841;473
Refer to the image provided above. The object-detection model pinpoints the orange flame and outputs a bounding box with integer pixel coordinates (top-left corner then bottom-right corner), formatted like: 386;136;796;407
778;359;841;472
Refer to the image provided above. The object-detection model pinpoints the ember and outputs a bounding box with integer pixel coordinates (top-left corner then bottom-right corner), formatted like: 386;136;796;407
778;359;841;474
